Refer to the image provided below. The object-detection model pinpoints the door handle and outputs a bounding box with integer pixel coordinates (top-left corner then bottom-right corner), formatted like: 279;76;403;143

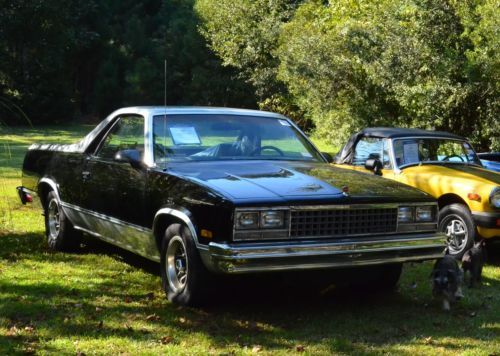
82;171;91;180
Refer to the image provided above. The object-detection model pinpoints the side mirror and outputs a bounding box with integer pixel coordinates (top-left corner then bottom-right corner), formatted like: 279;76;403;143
322;152;334;163
365;158;383;176
115;149;145;169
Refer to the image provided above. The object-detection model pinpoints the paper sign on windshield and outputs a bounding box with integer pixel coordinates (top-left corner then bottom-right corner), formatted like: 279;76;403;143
403;143;419;164
169;127;201;145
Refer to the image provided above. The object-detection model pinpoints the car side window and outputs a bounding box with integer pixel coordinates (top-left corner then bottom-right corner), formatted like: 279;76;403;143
353;137;391;168
96;115;144;160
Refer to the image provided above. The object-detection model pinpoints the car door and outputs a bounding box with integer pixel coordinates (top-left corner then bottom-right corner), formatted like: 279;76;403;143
82;114;147;232
350;137;395;178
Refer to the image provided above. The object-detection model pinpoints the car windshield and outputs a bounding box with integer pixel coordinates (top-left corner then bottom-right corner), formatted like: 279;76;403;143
393;138;482;168
152;114;324;163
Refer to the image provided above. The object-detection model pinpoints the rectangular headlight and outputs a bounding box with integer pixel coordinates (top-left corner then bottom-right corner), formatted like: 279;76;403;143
235;212;259;229
260;211;285;228
416;206;434;222
398;207;413;223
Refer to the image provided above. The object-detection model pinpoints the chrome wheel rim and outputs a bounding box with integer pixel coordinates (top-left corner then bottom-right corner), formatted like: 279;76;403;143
47;199;61;240
443;215;468;254
166;236;188;293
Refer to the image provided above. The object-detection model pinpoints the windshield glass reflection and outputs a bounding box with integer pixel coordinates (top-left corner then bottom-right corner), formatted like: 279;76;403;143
152;114;323;163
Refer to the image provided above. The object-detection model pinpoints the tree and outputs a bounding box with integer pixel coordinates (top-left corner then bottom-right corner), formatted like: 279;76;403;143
278;0;499;149
0;0;256;124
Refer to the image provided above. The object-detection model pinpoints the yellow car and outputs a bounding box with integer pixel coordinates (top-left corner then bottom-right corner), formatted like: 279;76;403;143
333;128;500;258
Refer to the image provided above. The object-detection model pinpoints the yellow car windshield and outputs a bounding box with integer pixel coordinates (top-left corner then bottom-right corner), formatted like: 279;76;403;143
393;138;482;168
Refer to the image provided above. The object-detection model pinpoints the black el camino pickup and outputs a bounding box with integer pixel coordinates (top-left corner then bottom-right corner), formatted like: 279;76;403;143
18;107;446;305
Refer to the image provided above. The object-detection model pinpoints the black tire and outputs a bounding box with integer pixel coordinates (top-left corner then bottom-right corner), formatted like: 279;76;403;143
438;203;476;259
44;191;82;251
160;223;212;306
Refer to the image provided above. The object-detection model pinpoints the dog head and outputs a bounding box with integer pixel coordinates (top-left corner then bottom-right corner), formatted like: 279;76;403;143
431;256;462;300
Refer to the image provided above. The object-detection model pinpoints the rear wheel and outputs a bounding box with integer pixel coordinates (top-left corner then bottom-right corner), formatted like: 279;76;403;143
44;191;82;251
439;204;475;259
160;223;212;306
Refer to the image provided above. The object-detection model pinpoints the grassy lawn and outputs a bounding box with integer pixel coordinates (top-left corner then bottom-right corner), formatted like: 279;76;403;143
1;124;499;355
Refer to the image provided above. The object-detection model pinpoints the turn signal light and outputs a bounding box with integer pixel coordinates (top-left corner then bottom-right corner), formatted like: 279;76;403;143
200;229;213;238
467;193;481;202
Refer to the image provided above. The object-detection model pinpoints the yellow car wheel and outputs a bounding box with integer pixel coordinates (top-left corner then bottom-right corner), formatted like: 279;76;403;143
438;203;476;259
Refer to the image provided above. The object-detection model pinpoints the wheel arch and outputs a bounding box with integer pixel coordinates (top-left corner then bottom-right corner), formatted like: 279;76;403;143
153;208;200;251
437;193;468;211
38;177;60;209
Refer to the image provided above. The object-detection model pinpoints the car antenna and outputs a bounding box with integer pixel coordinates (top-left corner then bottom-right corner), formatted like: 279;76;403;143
163;59;168;170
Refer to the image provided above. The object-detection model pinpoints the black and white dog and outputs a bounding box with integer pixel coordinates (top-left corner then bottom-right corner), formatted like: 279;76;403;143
431;255;464;311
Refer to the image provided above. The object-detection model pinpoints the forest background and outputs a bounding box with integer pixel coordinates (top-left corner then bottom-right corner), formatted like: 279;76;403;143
0;0;498;150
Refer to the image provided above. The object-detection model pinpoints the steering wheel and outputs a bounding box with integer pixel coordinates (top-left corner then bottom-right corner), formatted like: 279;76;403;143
251;145;284;157
443;154;464;162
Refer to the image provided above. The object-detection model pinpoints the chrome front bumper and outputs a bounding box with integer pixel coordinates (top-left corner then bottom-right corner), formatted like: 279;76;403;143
200;232;447;274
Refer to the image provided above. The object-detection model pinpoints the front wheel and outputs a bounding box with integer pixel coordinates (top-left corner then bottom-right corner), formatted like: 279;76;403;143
160;223;212;306
439;203;476;259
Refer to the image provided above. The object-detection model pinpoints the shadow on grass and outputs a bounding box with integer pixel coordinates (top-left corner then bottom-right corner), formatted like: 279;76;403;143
1;230;499;354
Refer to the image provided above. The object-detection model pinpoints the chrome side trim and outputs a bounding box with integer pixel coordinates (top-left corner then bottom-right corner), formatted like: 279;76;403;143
73;225;160;263
60;202;160;262
61;202;150;232
203;232;447;274
153;208;203;248
143;110;155;167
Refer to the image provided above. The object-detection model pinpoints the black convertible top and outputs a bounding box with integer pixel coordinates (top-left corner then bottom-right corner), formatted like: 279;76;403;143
334;127;466;165
359;127;464;140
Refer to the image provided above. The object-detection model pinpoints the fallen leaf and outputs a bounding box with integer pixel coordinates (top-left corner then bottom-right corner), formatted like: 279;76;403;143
160;336;173;344
146;314;160;322
6;326;19;336
295;345;305;352
23;346;35;355
124;296;132;303
252;345;262;353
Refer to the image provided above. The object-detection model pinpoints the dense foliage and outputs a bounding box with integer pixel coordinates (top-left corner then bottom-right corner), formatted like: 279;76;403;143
0;0;256;124
0;0;498;149
197;0;499;150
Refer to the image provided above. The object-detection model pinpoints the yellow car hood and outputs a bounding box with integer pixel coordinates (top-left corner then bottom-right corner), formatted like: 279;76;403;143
401;164;499;185
399;164;499;212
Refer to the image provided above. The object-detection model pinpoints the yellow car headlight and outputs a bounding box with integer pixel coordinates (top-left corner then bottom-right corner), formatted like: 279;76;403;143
490;187;500;208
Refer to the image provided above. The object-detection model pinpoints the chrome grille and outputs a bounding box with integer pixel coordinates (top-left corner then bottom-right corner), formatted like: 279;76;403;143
290;207;398;238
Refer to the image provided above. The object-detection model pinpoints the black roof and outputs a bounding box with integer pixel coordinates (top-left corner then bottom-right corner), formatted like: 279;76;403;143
360;127;465;140
334;127;467;165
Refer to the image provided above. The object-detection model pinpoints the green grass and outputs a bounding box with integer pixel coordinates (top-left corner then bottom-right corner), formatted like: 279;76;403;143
1;125;499;355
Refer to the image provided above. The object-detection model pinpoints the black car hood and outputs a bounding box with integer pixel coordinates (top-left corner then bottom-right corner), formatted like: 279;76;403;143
166;160;431;203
